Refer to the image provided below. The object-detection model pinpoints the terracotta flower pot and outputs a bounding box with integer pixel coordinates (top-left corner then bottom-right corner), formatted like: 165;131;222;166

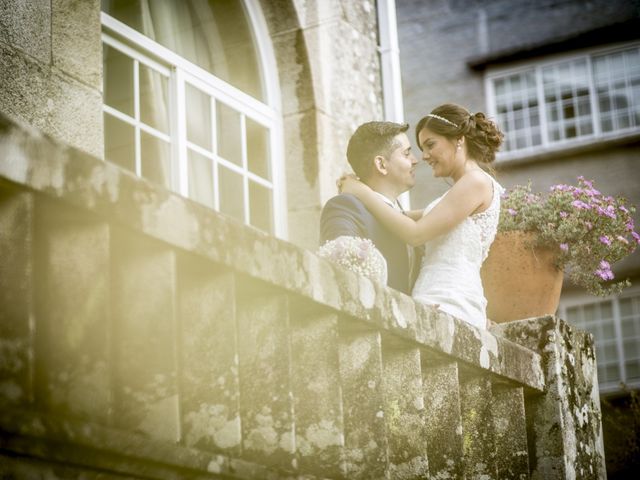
481;231;563;323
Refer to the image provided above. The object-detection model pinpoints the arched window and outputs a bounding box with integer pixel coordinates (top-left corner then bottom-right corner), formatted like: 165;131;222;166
101;0;285;236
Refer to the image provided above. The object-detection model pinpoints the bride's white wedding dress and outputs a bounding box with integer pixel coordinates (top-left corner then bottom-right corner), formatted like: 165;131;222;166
412;173;504;329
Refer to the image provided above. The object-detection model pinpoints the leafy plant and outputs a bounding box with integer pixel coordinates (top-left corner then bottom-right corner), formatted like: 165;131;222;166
499;176;639;296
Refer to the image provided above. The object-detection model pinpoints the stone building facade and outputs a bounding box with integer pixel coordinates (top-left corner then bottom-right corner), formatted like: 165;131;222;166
0;0;390;251
0;0;610;478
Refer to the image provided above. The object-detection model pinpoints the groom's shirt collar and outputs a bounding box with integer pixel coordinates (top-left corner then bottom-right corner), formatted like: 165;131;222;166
372;191;402;211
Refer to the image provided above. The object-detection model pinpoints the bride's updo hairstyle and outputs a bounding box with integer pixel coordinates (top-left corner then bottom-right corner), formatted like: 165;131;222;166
415;103;504;165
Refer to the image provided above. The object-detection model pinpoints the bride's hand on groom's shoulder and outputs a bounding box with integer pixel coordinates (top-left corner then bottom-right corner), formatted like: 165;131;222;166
337;173;366;195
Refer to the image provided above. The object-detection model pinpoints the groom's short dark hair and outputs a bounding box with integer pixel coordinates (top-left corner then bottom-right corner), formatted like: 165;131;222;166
347;121;409;181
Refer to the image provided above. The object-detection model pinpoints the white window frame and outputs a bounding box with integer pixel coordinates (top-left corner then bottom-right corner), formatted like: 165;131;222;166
101;0;287;238
485;41;640;162
559;285;640;394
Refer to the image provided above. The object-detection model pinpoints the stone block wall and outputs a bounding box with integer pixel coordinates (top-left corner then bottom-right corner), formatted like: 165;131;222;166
0;112;607;478
261;0;385;249
0;0;103;158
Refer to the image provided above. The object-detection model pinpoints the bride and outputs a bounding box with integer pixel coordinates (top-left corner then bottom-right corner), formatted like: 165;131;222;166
340;103;504;329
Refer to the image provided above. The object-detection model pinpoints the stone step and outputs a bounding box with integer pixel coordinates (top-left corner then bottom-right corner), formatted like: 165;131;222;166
111;228;180;442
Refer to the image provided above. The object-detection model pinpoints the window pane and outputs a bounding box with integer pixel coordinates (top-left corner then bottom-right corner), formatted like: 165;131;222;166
141;131;171;189
186;84;212;150
217;102;242;166
602;363;621;384
218;165;244;222
102;0;265;100
249;181;273;234
593;46;640;134
246;118;270;179
624;338;639;359
103;44;134;116
104;113;135;172
139;63;169;133
491;70;538;152
188;150;214;208
626;360;640;381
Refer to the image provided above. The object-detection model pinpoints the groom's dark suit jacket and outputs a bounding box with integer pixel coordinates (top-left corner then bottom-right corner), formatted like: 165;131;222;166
320;193;415;295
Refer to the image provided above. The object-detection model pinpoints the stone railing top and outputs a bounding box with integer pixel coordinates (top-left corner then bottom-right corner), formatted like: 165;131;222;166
0;114;545;392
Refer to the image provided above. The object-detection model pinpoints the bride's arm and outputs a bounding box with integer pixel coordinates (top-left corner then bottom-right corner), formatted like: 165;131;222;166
341;172;490;246
405;209;424;221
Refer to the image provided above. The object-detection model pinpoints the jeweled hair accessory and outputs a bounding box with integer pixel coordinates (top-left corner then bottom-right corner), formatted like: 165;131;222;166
425;113;458;128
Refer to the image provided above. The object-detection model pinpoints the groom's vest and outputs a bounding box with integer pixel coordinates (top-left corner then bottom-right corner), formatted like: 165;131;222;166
320;193;414;295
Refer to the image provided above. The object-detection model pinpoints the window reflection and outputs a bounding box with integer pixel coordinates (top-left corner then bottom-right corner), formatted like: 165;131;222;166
493;45;640;153
102;0;264;100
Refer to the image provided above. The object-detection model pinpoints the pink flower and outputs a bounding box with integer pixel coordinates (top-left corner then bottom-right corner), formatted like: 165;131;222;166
573;200;591;210
620;205;629;214
578;176;594;189
595;260;615;281
508;208;517;216
633;231;640;245
559;211;568;218
560;243;569;252
599;235;612;246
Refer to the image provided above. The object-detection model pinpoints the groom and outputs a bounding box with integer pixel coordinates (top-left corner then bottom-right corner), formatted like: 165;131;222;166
320;121;419;294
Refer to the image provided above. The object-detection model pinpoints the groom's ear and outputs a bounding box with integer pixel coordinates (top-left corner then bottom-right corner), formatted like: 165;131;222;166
374;155;387;175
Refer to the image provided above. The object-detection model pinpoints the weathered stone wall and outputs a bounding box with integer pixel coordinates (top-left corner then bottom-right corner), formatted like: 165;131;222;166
0;0;385;250
0;0;103;158
0;112;606;478
261;0;385;249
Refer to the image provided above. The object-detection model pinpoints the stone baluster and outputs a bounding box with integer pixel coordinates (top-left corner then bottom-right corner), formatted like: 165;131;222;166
0;188;34;407
422;359;465;479
111;229;180;442
177;258;241;458
460;375;498;479
34;201;111;423
492;384;529;479
339;328;389;479
236;283;295;471
290;310;344;477
381;344;429;479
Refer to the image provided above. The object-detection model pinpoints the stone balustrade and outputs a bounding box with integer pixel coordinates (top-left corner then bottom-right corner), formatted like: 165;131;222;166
0;113;606;479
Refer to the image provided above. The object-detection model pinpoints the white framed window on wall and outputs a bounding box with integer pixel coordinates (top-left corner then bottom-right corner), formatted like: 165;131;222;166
486;42;640;159
559;287;640;394
101;0;286;237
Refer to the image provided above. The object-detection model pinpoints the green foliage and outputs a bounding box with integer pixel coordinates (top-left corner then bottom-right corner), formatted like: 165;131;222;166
499;177;639;296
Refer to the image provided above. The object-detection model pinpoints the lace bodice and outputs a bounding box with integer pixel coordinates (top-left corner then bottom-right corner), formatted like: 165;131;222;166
412;173;504;328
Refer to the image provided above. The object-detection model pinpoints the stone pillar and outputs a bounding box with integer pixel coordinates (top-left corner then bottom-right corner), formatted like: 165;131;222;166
460;376;497;479
422;360;465;479
382;346;429;478
339;328;389;479
290;312;344;477
496;316;607;480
